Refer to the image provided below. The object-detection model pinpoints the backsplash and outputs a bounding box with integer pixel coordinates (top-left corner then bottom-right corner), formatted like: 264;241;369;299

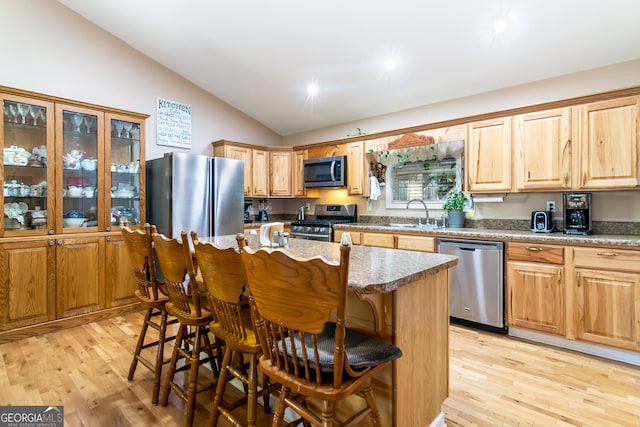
358;215;640;235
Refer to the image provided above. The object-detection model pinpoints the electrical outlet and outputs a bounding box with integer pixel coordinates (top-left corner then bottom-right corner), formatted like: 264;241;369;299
546;201;556;212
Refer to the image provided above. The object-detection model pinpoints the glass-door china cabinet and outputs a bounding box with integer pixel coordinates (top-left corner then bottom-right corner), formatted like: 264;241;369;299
1;86;147;333
105;113;144;230
1;100;145;236
55;104;104;233
1;94;55;236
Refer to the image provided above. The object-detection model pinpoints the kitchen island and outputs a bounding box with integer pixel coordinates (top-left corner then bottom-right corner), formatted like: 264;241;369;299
203;234;458;427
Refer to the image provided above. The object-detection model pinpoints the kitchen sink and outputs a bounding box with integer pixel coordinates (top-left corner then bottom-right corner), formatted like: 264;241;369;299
381;223;426;229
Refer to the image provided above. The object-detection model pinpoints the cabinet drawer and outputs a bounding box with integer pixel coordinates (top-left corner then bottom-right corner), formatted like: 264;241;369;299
573;247;640;272
361;232;394;248
507;242;564;264
396;235;435;253
334;230;361;245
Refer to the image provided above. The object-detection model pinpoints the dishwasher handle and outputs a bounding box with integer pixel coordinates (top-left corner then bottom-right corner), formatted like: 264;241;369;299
437;239;504;252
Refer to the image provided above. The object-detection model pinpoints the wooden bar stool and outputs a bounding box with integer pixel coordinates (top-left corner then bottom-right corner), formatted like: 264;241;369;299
121;223;178;404
190;232;277;427
152;230;223;427
240;241;403;427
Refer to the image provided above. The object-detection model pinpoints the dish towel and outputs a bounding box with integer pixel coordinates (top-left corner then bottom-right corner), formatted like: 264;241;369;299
369;175;381;201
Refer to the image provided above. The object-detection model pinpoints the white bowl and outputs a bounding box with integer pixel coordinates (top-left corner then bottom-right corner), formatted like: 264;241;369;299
63;218;86;228
113;190;134;198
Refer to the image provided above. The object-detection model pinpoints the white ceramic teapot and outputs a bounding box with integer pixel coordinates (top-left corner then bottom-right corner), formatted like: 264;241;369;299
63;150;83;169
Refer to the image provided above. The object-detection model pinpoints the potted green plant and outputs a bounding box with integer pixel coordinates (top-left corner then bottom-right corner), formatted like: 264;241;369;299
443;190;467;228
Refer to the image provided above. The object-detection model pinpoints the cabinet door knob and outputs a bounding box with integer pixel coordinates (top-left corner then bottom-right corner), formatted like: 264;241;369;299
57;240;63;245
48;240;55;246
106;236;112;242
106;226;111;232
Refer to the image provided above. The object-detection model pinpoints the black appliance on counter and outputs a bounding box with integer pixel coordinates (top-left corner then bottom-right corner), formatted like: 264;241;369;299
563;192;592;235
531;210;553;232
290;204;357;242
244;200;253;223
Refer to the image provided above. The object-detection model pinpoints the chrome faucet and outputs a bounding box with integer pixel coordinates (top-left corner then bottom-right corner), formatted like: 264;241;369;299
406;199;429;226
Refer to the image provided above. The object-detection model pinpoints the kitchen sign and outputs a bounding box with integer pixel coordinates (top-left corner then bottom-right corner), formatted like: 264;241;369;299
156;98;192;148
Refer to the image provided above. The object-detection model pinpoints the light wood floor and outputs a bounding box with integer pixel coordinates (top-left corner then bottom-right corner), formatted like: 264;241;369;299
1;311;639;426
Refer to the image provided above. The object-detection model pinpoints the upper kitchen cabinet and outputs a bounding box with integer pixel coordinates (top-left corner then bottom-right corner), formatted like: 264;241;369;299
293;149;307;197
347;140;369;196
269;148;293;197
105;113;144;230
55;104;104;233
1;93;55;236
212;140;268;197
578;96;639;189
213;141;253;196
466;117;512;192
513;107;574;191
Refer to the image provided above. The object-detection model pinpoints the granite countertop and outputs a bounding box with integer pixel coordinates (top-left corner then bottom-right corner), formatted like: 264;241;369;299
334;223;640;248
201;234;458;295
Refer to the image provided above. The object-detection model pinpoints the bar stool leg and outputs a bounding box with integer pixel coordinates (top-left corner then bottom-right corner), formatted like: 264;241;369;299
208;346;233;426
185;326;204;427
128;307;153;381
160;324;185;407
151;308;169;404
247;352;258;427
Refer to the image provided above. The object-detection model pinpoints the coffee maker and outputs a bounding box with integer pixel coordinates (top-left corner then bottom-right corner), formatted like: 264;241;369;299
257;199;270;222
563;193;592;235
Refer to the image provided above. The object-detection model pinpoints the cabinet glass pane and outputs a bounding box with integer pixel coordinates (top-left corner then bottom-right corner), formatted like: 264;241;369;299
3;100;49;232
61;110;99;229
109;119;140;226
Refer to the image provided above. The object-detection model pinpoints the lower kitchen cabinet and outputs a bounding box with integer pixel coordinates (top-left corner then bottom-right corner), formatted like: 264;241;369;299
573;247;640;351
361;232;394;248
55;236;105;318
334;229;361;245
396;235;435;252
506;243;565;335
0;239;55;330
0;233;138;334
106;235;137;308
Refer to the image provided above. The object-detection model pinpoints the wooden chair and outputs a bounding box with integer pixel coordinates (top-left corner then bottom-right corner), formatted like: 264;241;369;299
240;243;403;427
191;232;277;426
152;230;222;427
121;223;178;404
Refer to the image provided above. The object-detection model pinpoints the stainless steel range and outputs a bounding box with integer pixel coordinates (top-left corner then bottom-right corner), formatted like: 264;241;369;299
290;204;357;242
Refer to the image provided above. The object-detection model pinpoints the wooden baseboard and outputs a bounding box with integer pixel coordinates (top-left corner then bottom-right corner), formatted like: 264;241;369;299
0;303;143;344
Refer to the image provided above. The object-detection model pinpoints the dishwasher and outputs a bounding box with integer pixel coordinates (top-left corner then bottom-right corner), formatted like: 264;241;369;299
437;238;506;334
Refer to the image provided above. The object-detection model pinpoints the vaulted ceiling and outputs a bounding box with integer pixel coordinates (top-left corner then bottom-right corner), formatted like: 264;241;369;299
57;0;640;136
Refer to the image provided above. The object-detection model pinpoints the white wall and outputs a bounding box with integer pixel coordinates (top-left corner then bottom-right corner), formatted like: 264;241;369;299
0;0;281;161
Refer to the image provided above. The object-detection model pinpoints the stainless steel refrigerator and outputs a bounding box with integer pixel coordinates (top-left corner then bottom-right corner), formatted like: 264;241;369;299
146;152;244;238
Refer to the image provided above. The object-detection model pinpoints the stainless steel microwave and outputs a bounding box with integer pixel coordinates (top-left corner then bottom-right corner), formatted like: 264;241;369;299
303;155;347;187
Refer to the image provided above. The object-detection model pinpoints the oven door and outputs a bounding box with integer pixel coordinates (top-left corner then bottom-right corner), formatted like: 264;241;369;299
289;231;331;242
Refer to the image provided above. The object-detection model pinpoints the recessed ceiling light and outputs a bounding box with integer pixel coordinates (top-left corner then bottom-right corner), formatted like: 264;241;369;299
384;56;398;71
306;81;319;97
489;14;514;40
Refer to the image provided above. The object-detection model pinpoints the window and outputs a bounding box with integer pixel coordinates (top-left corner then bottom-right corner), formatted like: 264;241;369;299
385;155;462;209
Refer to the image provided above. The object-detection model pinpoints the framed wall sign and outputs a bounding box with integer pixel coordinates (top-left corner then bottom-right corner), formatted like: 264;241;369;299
156;98;192;148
